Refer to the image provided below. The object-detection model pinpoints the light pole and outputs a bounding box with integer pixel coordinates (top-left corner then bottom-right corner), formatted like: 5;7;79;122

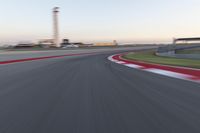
53;7;60;47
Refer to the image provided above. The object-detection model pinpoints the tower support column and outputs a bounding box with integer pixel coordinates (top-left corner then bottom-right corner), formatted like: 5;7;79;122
53;7;60;47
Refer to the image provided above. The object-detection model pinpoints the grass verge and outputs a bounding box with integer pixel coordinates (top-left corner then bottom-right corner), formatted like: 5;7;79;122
122;52;200;69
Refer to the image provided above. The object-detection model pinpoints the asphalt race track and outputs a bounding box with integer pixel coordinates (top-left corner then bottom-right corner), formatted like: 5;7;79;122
0;47;200;133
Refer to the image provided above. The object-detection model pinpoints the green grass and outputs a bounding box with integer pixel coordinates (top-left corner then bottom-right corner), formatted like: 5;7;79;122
123;52;200;69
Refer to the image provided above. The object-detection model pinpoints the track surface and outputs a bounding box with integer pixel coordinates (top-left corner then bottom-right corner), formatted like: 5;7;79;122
0;48;200;133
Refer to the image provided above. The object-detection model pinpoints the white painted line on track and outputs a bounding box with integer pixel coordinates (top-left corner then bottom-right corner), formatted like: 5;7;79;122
124;64;143;69
116;61;126;64
145;68;193;79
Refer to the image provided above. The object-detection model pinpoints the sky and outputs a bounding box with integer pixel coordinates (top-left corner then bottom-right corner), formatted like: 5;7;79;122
0;0;200;45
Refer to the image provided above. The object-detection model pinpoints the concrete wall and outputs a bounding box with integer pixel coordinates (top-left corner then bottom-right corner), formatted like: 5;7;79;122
156;52;200;60
156;44;200;60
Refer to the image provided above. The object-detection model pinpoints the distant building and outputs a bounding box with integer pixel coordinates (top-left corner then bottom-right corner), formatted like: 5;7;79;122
71;42;84;45
61;39;70;47
63;39;69;44
14;43;35;48
61;39;91;47
113;40;118;46
38;39;54;48
173;37;200;45
94;40;118;46
82;43;94;47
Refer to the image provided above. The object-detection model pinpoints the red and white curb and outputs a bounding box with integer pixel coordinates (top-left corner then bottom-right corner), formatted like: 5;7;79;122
108;54;200;84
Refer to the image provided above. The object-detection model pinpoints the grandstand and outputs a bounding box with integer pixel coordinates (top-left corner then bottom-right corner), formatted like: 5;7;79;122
157;38;200;59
